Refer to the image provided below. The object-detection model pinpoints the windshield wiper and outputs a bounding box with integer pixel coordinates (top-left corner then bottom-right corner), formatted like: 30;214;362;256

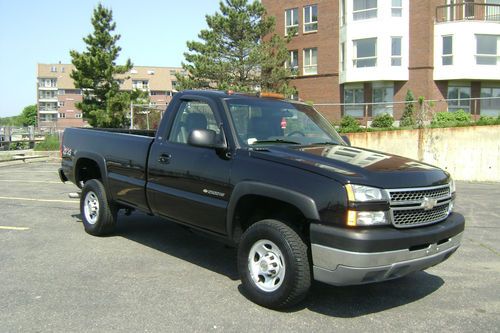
310;141;341;146
251;139;302;145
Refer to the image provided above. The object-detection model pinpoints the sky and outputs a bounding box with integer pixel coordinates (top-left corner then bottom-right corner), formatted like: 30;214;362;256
0;0;221;117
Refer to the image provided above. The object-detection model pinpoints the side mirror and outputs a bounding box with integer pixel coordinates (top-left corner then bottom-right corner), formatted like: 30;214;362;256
341;135;351;146
188;129;227;150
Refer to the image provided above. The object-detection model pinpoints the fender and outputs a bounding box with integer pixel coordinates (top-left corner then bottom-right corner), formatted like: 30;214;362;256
73;151;112;199
226;181;320;239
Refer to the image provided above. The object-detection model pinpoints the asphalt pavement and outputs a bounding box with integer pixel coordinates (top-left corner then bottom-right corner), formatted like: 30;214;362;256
0;161;499;332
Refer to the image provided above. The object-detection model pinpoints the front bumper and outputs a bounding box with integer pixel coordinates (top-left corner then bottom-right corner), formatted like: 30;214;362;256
310;212;465;286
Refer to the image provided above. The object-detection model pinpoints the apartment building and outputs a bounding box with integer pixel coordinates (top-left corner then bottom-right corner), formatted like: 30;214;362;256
37;64;185;129
262;0;500;121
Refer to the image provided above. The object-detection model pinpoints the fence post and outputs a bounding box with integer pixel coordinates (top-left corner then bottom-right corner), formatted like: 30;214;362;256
130;102;134;129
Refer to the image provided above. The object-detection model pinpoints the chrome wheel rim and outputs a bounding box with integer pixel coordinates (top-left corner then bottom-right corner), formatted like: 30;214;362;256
83;191;99;225
248;239;285;292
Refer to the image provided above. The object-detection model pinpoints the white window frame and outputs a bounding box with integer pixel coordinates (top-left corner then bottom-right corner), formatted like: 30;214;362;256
75;113;83;119
391;0;402;17
285;8;299;36
353;38;377;68
391;36;402;66
480;86;500;116
286;50;299;75
353;0;377;21
442;35;453;66
340;42;345;72
58;101;65;107
475;34;499;65
58;112;66;119
303;48;318;75
303;5;318;33
132;80;149;90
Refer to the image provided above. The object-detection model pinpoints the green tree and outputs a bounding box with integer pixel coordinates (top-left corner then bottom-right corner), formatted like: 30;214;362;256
19;105;37;126
400;90;415;127
70;4;132;127
177;0;295;95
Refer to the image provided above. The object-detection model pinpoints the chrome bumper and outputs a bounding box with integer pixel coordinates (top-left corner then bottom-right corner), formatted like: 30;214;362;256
312;232;463;286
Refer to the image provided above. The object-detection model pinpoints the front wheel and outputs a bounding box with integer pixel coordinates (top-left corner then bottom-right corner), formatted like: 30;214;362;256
80;179;117;236
238;219;311;309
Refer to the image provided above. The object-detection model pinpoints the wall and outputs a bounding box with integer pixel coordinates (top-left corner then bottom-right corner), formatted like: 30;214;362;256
346;125;500;182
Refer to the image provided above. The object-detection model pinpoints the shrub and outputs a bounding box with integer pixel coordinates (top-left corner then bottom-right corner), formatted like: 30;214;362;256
476;115;500;126
34;135;60;151
338;115;362;133
431;110;472;127
371;113;394;128
400;90;415;127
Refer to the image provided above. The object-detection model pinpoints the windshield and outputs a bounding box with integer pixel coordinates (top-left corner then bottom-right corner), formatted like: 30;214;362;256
224;97;344;147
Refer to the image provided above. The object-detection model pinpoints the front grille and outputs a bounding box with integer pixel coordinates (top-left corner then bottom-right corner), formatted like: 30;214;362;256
392;203;450;227
387;184;452;228
390;187;450;202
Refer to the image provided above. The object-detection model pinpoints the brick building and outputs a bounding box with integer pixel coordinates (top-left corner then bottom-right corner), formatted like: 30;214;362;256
37;64;185;129
262;0;500;122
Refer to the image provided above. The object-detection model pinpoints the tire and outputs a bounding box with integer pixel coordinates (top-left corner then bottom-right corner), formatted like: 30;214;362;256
238;219;311;309
80;179;117;236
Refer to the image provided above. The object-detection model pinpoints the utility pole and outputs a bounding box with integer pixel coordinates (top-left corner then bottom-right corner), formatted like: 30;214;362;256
130;102;134;129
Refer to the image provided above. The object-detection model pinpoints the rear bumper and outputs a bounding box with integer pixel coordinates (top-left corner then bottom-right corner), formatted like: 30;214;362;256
310;213;465;286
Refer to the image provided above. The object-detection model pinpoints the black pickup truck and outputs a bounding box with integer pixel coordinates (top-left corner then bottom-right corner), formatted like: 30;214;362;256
59;90;464;309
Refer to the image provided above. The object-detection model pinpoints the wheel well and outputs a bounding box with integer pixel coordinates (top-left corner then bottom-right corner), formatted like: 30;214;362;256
231;195;309;243
75;158;102;187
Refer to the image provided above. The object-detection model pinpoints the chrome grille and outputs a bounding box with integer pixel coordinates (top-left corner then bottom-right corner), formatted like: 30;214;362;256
392;203;450;227
390;187;450;202
387;184;452;228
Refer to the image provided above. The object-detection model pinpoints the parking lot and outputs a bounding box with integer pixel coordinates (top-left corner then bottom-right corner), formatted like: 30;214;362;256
0;161;499;332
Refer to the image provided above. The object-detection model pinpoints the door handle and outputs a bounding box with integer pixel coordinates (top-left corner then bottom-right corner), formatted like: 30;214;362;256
158;153;172;164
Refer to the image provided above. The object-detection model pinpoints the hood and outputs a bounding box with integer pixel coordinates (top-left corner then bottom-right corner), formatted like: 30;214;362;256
249;144;450;188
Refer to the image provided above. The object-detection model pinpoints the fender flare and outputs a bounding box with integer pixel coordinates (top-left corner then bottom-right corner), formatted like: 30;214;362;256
73;151;111;197
226;181;319;239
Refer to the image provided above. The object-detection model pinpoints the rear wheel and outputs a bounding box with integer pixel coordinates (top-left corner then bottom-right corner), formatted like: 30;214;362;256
238;219;311;309
80;179;117;236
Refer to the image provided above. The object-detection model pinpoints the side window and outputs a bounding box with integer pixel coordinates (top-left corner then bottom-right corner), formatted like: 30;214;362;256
168;100;220;144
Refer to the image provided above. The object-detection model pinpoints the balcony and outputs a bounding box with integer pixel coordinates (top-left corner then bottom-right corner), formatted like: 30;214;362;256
436;3;500;23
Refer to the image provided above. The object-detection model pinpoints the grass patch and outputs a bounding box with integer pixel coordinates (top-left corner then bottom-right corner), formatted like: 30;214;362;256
34;135;60;151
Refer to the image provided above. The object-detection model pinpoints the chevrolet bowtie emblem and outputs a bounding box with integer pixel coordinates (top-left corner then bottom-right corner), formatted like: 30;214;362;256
421;197;438;210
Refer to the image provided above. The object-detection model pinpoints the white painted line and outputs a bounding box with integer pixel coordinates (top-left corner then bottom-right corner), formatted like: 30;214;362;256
0;196;78;204
0;226;30;231
0;180;61;184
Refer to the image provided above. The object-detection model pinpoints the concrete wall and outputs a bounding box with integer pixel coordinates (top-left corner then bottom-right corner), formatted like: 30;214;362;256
346;125;500;182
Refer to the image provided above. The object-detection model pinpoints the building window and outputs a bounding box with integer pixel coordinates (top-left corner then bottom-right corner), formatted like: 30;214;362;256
392;0;402;17
447;85;471;112
303;48;318;75
340;43;346;71
58;113;66;119
353;0;377;21
344;85;365;117
50;66;57;72
75;113;83;119
39;78;56;88
353;38;377;68
58;101;65;107
476;34;498;65
340;0;346;25
132;80;149;90
303;5;318;33
285;8;299;35
391;37;402;66
372;83;394;116
442;35;453;65
480;87;500;116
287;50;299;75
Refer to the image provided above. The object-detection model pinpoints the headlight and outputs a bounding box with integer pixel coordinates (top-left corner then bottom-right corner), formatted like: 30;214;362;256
347;210;390;226
345;184;388;202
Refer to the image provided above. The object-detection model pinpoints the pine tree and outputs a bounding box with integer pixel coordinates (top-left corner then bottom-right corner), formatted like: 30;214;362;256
70;4;132;127
177;0;295;95
400;89;416;127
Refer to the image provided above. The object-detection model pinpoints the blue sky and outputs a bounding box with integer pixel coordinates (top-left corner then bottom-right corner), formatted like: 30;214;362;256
0;0;221;117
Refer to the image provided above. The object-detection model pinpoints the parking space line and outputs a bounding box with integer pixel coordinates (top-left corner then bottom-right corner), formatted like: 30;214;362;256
0;180;61;184
0;196;78;204
0;226;30;231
